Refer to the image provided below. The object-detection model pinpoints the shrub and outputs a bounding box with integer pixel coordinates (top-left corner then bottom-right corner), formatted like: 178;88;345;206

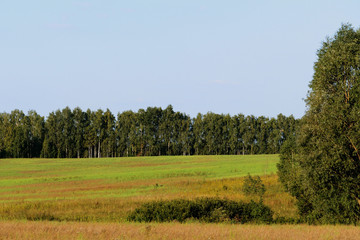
242;174;266;202
127;198;273;224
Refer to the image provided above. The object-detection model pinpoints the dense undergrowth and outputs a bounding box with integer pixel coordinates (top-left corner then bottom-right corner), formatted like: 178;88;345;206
127;198;274;224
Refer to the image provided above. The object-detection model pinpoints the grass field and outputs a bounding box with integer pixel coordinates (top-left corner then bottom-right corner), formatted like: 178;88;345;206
1;221;360;240
0;155;298;222
0;155;359;239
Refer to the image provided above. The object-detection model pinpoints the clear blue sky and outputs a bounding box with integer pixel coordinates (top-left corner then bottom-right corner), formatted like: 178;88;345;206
1;1;360;118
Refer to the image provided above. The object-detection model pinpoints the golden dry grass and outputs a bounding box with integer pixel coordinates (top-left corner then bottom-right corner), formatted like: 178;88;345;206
0;221;359;240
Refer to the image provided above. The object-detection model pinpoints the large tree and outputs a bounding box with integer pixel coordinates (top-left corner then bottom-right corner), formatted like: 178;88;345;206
102;109;116;157
278;24;360;224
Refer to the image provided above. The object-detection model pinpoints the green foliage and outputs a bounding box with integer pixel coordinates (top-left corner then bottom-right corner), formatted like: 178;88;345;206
277;135;313;218
127;198;273;224
0;110;44;158
242;174;266;201
278;24;360;224
0;106;297;158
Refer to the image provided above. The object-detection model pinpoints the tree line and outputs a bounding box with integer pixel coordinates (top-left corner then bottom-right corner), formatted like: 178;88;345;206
0;105;297;158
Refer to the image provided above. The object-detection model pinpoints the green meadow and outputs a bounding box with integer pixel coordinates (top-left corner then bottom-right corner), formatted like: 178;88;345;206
0;155;296;221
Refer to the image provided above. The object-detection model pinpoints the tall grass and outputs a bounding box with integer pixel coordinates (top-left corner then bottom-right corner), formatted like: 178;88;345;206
0;221;359;240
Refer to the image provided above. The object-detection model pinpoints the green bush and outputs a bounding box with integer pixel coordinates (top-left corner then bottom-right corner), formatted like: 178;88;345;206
242;174;266;201
127;198;273;224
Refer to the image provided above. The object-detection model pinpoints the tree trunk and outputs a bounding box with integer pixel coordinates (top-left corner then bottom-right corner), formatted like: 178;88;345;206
98;141;101;158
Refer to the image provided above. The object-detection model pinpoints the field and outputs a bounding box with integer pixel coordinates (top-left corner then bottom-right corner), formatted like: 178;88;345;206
0;155;358;239
0;155;297;221
1;221;360;240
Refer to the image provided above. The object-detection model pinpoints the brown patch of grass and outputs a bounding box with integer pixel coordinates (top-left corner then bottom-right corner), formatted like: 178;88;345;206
127;162;181;168
19;170;48;174
0;178;155;201
0;198;133;221
0;221;359;240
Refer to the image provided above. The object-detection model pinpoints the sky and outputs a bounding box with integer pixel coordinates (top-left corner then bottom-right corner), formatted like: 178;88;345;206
1;1;360;119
